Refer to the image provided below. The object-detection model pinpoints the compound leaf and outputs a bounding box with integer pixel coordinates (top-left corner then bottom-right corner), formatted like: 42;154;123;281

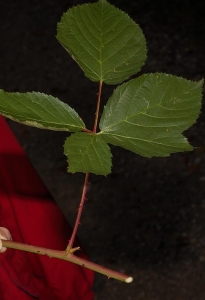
57;0;147;84
99;73;203;157
64;132;112;175
0;90;85;132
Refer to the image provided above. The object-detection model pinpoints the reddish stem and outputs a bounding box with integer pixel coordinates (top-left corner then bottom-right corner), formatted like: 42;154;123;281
66;81;103;252
82;128;92;133
93;80;103;133
66;172;90;252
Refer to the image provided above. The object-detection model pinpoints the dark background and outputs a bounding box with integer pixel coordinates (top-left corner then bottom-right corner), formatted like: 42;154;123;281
0;1;205;299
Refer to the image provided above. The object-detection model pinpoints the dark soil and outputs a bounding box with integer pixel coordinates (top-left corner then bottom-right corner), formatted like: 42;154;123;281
1;1;205;299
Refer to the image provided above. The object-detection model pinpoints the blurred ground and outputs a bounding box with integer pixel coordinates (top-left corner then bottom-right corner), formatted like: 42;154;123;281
0;0;205;299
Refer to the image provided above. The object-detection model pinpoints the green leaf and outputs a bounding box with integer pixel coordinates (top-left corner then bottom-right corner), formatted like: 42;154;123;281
64;132;112;175
57;0;147;84
0;90;85;132
99;73;203;157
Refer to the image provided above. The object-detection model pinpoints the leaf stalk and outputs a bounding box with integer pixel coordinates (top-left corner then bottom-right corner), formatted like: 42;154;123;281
93;80;103;133
67;80;103;252
66;172;90;252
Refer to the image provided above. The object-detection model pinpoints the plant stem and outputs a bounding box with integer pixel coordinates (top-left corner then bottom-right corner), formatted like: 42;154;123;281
93;80;103;133
82;128;93;133
66;172;90;252
1;80;134;282
1;240;133;283
67;81;103;252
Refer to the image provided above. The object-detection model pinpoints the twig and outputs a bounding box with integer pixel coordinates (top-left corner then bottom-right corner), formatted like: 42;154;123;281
2;240;133;283
2;79;133;283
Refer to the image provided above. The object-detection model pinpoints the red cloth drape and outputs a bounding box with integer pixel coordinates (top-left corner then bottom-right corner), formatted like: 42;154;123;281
0;116;94;299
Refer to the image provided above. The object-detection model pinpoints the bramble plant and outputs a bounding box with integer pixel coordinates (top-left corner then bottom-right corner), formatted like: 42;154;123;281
0;0;203;283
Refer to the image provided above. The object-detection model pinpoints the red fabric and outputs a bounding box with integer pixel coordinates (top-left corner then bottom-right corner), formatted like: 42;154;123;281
0;116;94;299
